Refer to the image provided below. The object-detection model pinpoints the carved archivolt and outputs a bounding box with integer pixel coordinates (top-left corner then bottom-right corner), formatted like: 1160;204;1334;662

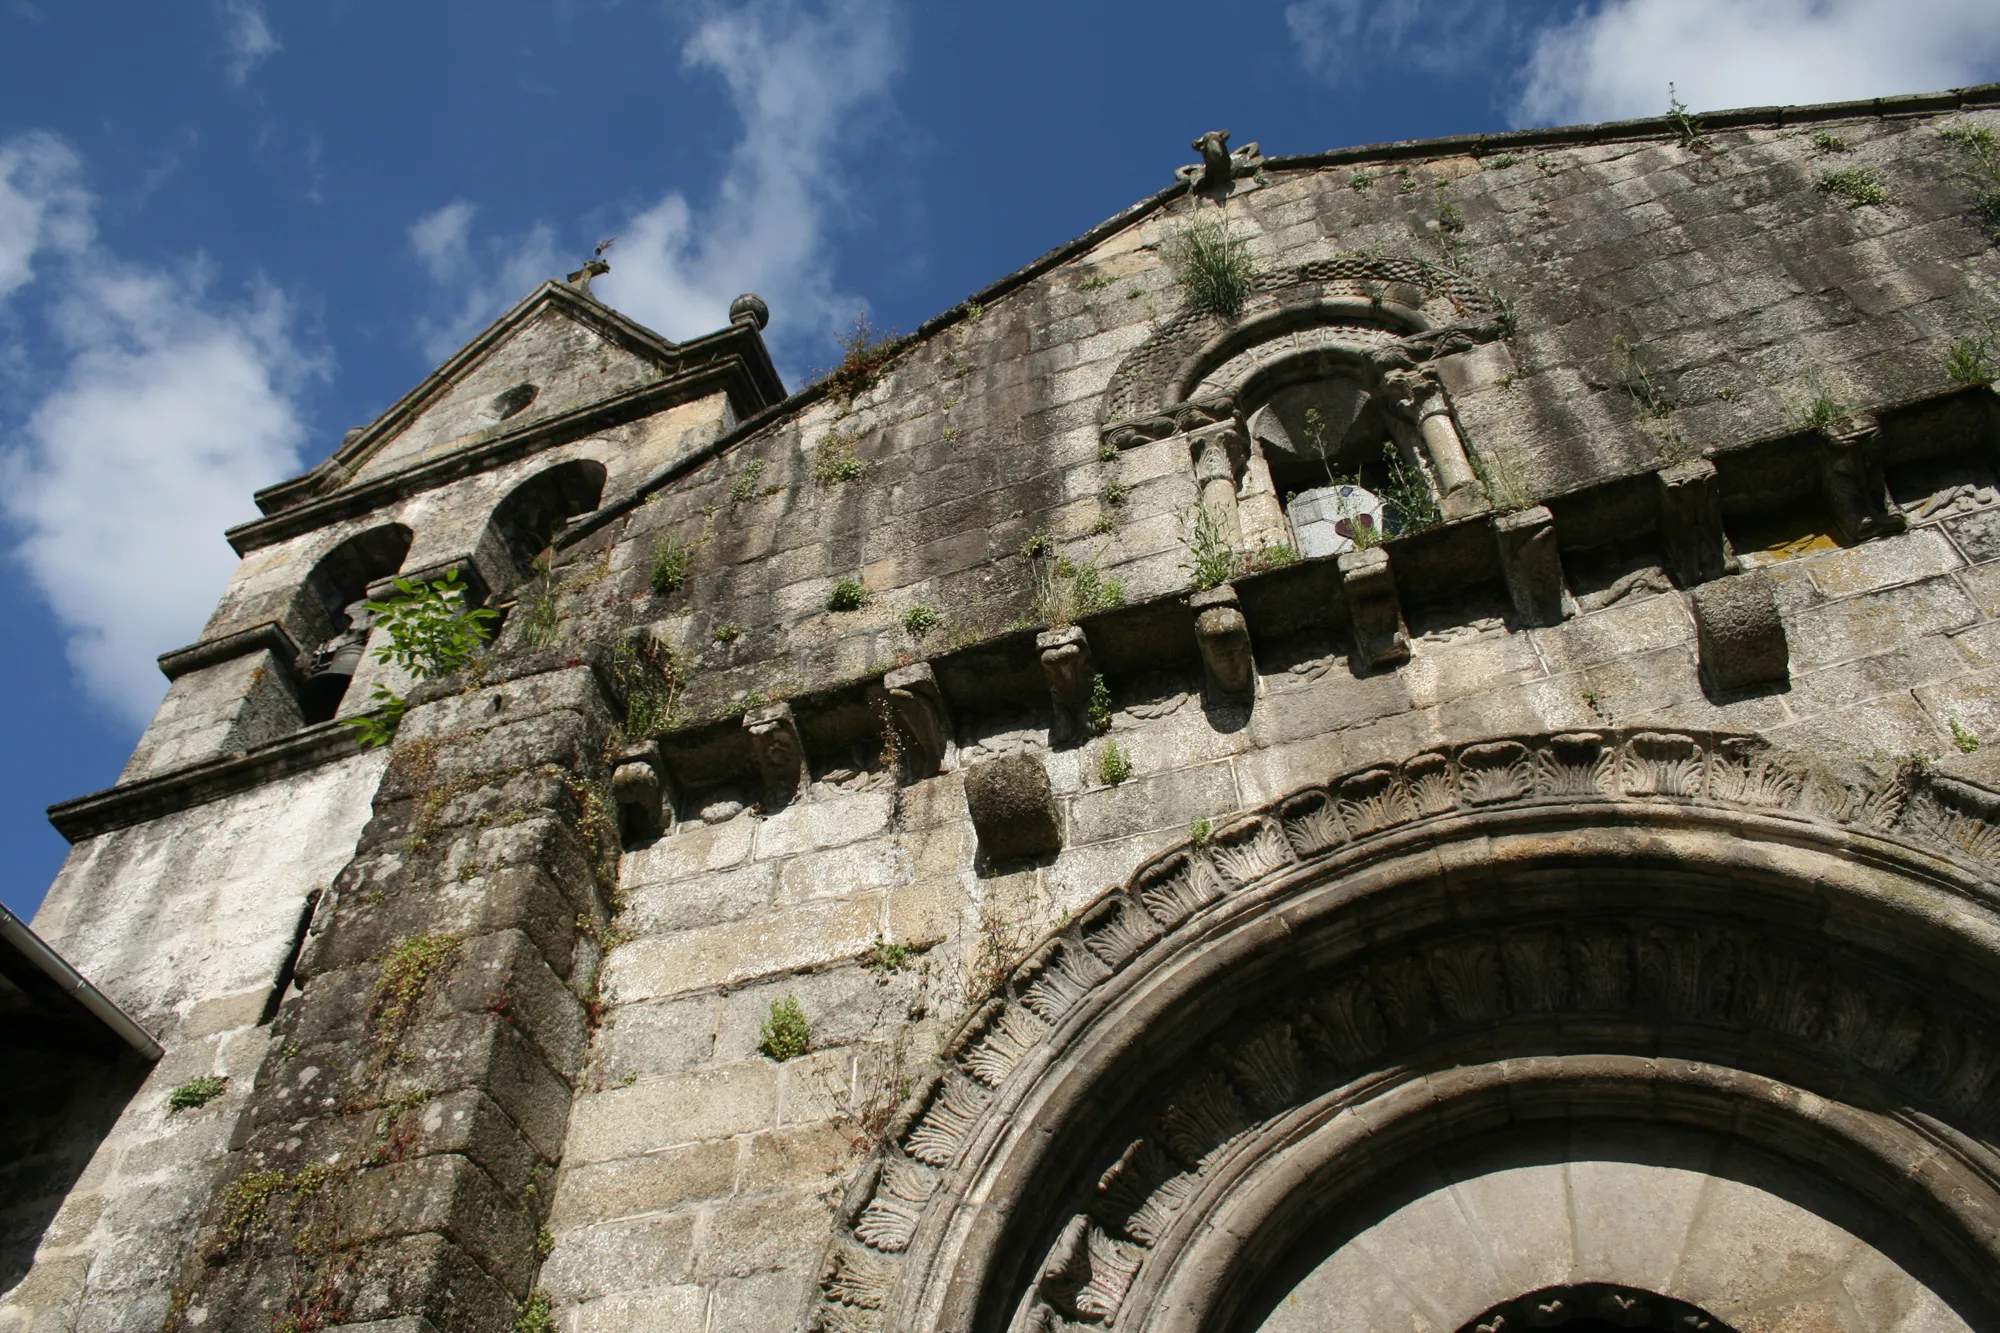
1098;256;1502;430
812;730;2000;1333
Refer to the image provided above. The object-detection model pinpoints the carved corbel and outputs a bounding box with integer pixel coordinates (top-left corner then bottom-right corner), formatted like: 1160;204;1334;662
611;740;673;844
1819;414;1905;545
1338;548;1410;669
1492;505;1573;627
1038;626;1096;748
1379;367;1486;520
1656;458;1736;587
1190;585;1256;697
875;662;952;777
744;701;808;810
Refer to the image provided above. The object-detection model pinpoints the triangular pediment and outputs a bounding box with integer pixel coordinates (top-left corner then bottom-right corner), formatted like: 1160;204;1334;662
254;282;693;514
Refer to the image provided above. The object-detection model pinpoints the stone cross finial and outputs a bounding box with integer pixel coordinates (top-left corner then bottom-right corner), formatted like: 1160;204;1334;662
1177;130;1265;203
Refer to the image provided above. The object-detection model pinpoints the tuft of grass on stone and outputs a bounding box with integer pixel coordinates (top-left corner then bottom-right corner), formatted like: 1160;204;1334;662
827;579;868;612
1810;131;1849;153
1815;167;1887;207
813;431;867;486
1165;213;1256;320
515;1289;554;1333
711;622;742;644
1947;332;1997;387
866;936;911;973
1952;719;1981;754
759;994;810;1061
1349;171;1373;191
729;459;769;504
903;604;940;636
168;1076;227;1113
1097;739;1132;786
1486;153;1517;170
1190;817;1213;846
650;535;693;596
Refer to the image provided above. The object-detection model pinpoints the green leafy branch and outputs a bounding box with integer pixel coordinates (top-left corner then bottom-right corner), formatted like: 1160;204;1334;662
342;569;497;749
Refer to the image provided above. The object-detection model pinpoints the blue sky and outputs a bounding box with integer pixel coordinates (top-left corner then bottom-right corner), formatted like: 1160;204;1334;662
2;0;1997;916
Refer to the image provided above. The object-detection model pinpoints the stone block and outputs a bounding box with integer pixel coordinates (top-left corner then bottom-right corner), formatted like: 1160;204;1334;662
1690;571;1790;694
1818;414;1906;545
604;894;885;1000
570;1285;709;1333
566;1062;777;1164
1190;585;1256;696
1337;548;1409;669
876;661;952;775
1491;505;1573;627
744;702;807;810
1803;528;1962;599
612;740;671;845
547;1138;738;1230
963;752;1063;860
541;1211;698;1303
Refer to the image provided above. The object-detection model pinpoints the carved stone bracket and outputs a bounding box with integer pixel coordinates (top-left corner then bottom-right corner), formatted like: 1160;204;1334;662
1690;570;1790;695
876;662;952;777
1101;397;1237;453
1820;414;1906;545
1038;627;1096;749
1338;548;1409;669
1492;505;1573;628
744;700;808;810
1190;585;1255;698
1656;458;1736;587
611;739;672;844
964;752;1063;861
812;728;2000;1333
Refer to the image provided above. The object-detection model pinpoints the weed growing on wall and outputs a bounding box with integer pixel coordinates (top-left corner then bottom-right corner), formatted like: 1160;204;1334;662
167;1076;227;1112
1945;319;1997;387
729;459;769;504
1166;212;1256;320
1939;124;2000;234
1032;554;1124;627
514;1290;554;1333
613;637;688;741
1952;720;1981;754
1097;740;1133;785
519;554;563;650
1667;84;1710;151
1792;370;1850;432
867;936;912;973
760;995;810;1061
1816;167;1888;207
711;622;742;644
650;535;693;594
1811;131;1849;153
1088;673;1112;734
828;579;868;612
814;431;867;485
1180;506;1237;590
343;569;497;748
903;604;941;636
368;933;460;1047
819;317;907;399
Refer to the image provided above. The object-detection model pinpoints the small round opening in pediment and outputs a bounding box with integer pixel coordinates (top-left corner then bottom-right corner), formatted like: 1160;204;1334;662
493;383;540;421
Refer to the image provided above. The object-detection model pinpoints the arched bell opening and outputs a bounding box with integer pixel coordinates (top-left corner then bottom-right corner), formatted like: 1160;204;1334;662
819;735;2000;1333
287;523;414;724
480;457;608;596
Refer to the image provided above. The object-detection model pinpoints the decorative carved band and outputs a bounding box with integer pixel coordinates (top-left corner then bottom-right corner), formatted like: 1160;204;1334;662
809;729;2000;1333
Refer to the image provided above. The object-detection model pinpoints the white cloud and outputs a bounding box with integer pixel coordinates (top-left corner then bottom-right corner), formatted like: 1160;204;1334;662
596;0;897;360
1286;0;1513;87
0;133;318;725
406;200;560;363
218;0;280;86
411;0;900;377
0;133;91;303
1514;0;2000;127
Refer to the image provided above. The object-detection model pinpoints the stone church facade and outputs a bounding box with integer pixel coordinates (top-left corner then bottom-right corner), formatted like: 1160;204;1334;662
7;85;2000;1333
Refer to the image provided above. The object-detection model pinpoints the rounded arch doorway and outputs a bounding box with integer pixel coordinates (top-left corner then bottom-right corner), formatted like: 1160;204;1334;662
808;730;2000;1333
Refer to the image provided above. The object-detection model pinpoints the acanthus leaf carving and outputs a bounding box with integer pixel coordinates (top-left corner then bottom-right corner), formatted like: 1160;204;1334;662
1457;741;1534;806
1155;1071;1249;1165
1277;788;1349;857
904;1072;992;1167
1078;895;1160;970
1402;750;1457;816
1207;817;1295;888
1622;732;1705;798
1135;849;1225;929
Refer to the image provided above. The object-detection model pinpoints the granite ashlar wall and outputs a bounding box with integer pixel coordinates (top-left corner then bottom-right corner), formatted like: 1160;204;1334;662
541;513;2000;1331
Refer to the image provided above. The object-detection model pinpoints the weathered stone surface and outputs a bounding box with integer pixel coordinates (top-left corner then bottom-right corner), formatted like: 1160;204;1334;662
1190;585;1255;696
963;753;1063;860
1492;505;1572;627
1690;570;1790;693
1337;548;1409;669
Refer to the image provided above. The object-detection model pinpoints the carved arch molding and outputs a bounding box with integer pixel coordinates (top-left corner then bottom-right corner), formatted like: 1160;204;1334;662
811;730;2000;1333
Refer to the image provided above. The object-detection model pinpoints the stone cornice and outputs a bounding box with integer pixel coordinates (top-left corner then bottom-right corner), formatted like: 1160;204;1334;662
156;619;300;681
47;720;370;843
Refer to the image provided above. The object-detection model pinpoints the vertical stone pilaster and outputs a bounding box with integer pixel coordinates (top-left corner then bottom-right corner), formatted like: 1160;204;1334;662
1656;459;1734;588
162;658;625;1333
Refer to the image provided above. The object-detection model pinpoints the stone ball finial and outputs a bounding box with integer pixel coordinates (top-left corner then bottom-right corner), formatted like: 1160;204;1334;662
729;293;770;331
